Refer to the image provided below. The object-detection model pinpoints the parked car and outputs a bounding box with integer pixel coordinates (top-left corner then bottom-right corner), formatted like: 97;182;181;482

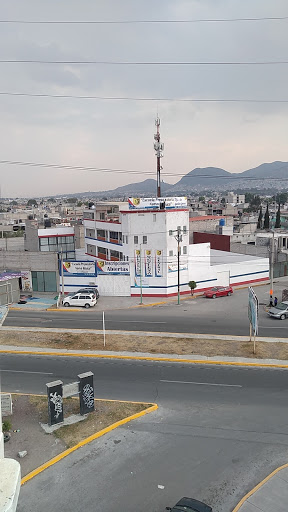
204;286;233;299
62;293;97;309
166;497;212;512
268;301;288;320
76;288;100;300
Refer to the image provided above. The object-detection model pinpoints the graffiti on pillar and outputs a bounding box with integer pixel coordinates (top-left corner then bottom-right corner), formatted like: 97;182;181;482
78;372;95;415
46;380;64;426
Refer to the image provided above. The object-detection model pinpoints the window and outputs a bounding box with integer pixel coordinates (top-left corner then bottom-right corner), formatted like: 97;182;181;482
134;236;138;244
169;250;173;256
183;246;187;254
98;246;108;258
100;212;105;220
86;228;95;238
126;235;128;244
183;226;187;234
169;230;173;236
110;249;120;260
39;237;48;246
143;236;147;244
97;229;106;239
153;214;156;222
110;231;119;242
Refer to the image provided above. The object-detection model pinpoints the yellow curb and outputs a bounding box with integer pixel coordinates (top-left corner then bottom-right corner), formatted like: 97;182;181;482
2;348;288;368
48;308;83;312
232;462;288;512
21;402;158;485
3;391;150;406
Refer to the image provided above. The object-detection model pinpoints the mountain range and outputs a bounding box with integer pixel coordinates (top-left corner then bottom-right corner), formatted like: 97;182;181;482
74;161;288;198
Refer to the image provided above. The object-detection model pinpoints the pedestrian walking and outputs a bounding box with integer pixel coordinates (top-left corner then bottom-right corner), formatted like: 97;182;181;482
269;295;273;307
274;296;278;307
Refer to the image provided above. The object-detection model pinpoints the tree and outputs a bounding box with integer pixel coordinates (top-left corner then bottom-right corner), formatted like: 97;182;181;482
198;196;205;202
188;280;197;296
221;197;226;205
66;197;78;204
27;199;38;206
77;201;83;207
11;200;17;205
257;206;263;230
276;193;288;206
263;203;270;230
275;203;281;228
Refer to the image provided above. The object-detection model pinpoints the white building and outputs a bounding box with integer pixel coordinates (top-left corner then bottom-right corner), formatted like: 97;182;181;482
83;198;269;297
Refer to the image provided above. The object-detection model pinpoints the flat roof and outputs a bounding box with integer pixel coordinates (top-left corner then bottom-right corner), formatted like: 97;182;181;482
190;215;233;221
210;249;267;266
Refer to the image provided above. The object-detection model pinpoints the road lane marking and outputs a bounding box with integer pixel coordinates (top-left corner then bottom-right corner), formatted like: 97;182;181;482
0;370;53;375
160;379;242;387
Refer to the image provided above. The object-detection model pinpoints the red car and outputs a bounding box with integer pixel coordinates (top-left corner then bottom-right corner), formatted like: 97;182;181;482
204;286;233;299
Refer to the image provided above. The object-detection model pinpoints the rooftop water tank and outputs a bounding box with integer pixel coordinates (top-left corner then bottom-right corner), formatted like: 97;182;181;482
219;218;225;227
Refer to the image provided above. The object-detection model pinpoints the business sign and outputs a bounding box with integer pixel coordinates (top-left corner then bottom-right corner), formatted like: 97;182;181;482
145;250;153;277
155;250;163;277
128;197;187;210
248;286;259;335
96;260;130;275
168;263;188;273
62;261;96;277
134;250;141;277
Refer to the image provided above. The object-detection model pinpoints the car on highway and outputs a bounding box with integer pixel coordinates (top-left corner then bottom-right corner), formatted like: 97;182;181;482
166;497;212;512
268;301;288;320
76;288;100;300
204;286;233;299
62;293;97;309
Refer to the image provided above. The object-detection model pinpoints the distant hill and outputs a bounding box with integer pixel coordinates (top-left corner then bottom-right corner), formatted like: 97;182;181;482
62;161;288;198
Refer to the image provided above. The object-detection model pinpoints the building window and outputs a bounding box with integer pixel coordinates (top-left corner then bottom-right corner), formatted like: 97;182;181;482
86;244;96;256
110;249;120;260
126;235;128;244
86;228;95;238
134;236;138;244
98;246;108;259
183;226;187;234
169;250;173;257
153;214;156;222
183;246;187;254
84;211;95;220
143;236;147;244
110;231;119;243
100;212;105;220
97;229;106;240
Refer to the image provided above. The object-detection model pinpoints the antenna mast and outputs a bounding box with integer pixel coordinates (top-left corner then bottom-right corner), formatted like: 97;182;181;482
154;117;164;197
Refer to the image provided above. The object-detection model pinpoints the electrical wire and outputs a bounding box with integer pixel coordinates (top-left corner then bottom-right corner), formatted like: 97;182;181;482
0;16;287;24
0;91;287;103
1;59;288;65
1;159;288;181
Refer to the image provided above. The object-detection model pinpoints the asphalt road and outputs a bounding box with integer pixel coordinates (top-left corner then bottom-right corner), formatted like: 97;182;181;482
4;292;288;337
2;354;288;512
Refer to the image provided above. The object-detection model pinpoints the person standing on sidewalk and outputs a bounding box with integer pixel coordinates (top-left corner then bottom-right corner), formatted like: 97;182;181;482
269;295;273;307
274;296;278;307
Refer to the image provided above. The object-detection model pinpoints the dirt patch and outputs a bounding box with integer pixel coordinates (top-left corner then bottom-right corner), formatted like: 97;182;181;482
3;394;151;476
1;330;288;360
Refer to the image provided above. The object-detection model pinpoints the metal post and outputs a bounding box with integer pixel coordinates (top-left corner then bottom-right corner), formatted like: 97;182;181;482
270;230;275;298
253;334;256;355
103;311;106;348
60;248;64;300
174;228;182;305
249;323;252;342
140;244;143;305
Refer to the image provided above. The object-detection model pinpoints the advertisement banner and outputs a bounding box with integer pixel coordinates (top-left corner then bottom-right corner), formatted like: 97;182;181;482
96;260;130;275
128;196;187;210
155;250;163;277
248;286;259;335
62;261;96;277
145;250;153;277
168;263;188;273
21;271;33;291
134;250;141;277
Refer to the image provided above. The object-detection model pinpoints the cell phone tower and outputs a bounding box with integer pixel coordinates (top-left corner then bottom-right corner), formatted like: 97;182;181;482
154;117;164;198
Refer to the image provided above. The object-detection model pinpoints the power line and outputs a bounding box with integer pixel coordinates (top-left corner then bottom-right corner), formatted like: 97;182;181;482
1;159;288;181
0;91;287;103
1;59;288;66
0;16;287;24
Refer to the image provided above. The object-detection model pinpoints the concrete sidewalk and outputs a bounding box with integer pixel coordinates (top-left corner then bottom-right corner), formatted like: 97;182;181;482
234;465;288;512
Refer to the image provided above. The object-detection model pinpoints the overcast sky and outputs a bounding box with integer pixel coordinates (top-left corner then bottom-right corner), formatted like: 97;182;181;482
0;0;288;197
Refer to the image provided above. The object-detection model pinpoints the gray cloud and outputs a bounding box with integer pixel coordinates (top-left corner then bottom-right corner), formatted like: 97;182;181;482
0;0;287;196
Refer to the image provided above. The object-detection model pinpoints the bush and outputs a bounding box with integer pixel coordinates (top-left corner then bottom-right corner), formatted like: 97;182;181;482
2;420;12;432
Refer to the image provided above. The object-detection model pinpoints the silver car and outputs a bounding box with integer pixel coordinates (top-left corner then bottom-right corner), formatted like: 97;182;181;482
268;301;288;320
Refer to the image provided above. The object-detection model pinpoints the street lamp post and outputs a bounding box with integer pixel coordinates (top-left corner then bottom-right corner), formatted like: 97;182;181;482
139;244;143;305
174;228;182;305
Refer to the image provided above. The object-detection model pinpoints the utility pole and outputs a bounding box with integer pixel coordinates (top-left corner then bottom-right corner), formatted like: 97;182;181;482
139;245;143;305
174;228;182;305
270;230;275;299
154;117;164;198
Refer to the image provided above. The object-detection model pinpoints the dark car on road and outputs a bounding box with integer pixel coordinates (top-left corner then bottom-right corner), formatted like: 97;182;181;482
204;286;233;299
166;497;212;512
76;288;100;300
